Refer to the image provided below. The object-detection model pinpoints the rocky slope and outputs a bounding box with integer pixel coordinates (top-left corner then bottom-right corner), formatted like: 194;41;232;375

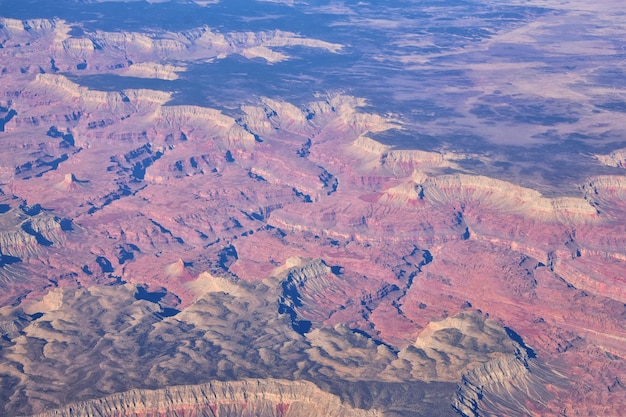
32;379;380;417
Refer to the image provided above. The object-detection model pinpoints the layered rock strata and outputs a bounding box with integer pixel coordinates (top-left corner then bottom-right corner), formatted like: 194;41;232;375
32;379;379;417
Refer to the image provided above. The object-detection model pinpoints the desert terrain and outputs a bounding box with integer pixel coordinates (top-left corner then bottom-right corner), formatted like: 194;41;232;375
0;1;625;416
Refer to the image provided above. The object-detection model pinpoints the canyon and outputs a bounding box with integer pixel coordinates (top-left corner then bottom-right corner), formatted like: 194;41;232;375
0;2;625;417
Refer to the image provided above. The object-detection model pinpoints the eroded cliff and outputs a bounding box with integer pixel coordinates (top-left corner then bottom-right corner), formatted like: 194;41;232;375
32;379;379;417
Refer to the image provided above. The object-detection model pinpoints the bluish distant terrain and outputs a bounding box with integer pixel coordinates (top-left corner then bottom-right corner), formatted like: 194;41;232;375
1;0;625;188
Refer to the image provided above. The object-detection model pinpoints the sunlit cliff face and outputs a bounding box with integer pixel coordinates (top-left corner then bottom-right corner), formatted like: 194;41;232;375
0;1;625;416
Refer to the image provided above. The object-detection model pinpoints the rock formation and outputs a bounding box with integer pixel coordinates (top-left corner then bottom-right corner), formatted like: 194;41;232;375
32;379;379;417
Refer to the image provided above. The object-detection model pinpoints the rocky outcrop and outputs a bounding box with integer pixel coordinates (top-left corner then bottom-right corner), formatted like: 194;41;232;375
273;257;334;332
241;99;312;137
453;350;561;417
4;18;342;70
418;173;600;223
453;354;529;417
407;313;519;381
0;204;67;259
582;176;626;217
25;74;170;120
120;62;186;80
0;18;57;38
54;173;86;191
595;148;626;168
156;106;255;149
29;74;171;111
32;379;379;417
